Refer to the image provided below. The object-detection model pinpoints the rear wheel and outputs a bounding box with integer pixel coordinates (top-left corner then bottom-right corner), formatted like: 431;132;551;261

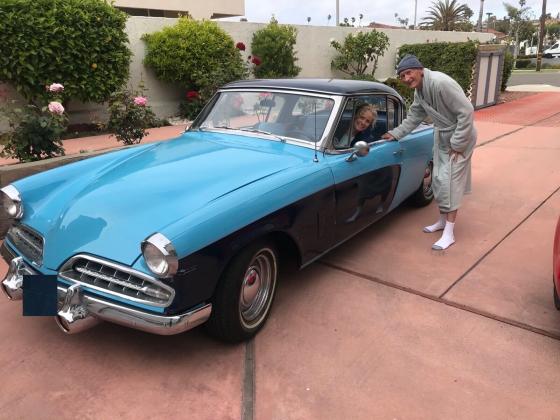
206;241;278;342
409;161;434;207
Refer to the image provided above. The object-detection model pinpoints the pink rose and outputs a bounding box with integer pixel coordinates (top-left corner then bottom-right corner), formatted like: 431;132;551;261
133;96;147;107
48;101;65;115
48;83;64;93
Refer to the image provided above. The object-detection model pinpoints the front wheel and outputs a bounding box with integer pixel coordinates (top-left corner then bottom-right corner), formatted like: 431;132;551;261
408;161;434;207
206;241;278;342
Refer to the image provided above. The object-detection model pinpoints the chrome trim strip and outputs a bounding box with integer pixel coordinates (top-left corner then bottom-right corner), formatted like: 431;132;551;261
59;254;175;307
56;284;211;336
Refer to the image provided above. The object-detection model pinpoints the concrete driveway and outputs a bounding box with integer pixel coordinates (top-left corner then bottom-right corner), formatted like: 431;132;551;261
1;93;559;419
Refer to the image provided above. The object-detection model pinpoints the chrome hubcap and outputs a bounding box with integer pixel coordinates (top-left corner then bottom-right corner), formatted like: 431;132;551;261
423;162;433;198
239;248;277;328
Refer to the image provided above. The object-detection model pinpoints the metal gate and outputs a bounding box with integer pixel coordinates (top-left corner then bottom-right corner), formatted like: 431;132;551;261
471;46;505;109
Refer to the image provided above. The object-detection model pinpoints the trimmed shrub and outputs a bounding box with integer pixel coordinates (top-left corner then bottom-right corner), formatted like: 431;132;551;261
142;18;246;104
0;0;131;103
251;20;301;78
501;52;514;91
398;41;478;94
515;59;531;69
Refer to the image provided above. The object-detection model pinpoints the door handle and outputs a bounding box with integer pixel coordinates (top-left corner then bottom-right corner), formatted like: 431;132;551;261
393;148;405;156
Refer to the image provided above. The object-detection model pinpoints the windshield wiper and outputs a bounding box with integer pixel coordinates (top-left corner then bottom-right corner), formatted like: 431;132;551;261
238;127;285;142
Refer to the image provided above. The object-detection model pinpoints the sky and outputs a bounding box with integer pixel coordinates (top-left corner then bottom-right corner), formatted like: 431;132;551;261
223;0;560;29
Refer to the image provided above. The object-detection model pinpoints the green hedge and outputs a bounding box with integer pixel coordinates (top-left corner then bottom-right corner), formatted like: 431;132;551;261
0;0;131;103
501;52;513;91
515;59;532;69
397;41;478;94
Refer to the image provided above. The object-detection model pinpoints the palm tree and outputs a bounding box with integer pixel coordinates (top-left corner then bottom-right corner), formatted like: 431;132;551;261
421;0;471;31
327;14;332;25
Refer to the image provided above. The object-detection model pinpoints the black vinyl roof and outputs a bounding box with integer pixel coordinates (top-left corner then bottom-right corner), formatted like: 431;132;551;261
222;78;401;98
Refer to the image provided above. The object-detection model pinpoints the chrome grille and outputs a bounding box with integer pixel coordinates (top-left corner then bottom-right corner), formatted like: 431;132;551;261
59;255;175;307
6;224;44;266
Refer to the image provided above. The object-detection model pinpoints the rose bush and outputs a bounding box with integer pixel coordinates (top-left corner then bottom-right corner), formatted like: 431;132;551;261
107;85;159;145
1;82;67;162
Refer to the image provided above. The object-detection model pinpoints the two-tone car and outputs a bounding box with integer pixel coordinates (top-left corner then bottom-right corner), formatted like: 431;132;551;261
1;79;434;342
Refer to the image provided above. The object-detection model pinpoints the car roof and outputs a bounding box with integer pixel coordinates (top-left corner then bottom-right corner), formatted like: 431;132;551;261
221;78;402;98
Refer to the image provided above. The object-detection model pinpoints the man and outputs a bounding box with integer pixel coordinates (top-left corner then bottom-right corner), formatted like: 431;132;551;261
382;54;477;250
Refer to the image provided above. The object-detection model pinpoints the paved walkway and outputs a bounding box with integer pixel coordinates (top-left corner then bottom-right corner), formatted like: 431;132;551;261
1;93;560;419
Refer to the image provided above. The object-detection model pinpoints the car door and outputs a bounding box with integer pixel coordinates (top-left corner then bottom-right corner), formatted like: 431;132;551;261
388;95;434;208
324;96;402;242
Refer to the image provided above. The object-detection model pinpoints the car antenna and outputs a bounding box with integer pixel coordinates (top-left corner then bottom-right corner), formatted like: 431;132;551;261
313;100;319;163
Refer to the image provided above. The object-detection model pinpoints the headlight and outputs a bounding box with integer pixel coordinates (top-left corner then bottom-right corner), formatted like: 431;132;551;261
141;233;178;278
1;185;23;219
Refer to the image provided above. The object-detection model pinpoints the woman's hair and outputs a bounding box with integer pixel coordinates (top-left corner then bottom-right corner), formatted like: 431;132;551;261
355;103;377;121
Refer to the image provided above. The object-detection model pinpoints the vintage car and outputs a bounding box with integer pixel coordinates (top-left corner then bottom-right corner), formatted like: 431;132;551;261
554;214;560;309
1;79;434;342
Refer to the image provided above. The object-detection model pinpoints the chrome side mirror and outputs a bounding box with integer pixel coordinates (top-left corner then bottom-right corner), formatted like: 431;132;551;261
346;141;370;162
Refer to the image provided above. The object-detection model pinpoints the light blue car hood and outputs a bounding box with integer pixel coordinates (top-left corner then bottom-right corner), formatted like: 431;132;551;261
17;132;313;270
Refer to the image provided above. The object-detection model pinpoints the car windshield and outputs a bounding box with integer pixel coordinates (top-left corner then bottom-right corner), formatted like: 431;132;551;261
192;91;335;143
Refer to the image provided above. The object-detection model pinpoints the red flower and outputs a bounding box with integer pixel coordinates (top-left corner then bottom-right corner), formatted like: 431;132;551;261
235;42;246;51
186;90;200;101
251;55;262;66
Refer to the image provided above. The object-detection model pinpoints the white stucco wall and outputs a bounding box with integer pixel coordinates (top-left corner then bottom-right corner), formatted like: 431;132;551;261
1;17;495;127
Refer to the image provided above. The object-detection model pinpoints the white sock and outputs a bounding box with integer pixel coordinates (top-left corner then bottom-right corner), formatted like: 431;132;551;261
423;215;446;233
432;221;455;250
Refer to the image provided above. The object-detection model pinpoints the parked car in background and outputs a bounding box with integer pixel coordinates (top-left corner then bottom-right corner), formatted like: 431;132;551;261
544;42;560;58
553;214;560;309
1;79;434;342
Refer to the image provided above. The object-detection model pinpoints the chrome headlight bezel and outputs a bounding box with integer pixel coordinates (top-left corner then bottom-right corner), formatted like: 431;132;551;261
1;185;23;220
141;233;178;278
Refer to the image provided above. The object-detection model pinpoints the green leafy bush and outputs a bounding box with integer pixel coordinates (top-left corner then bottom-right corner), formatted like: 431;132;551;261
143;18;246;103
330;30;390;78
515;58;531;69
107;86;158;145
383;77;414;105
0;0;131;103
501;52;514;91
0;83;67;162
398;41;478;94
251;20;301;78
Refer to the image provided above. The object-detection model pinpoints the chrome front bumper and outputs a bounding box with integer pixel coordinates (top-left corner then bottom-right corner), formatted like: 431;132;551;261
1;245;211;336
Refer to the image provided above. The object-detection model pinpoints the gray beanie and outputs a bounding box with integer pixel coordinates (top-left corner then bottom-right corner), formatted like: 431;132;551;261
396;54;423;75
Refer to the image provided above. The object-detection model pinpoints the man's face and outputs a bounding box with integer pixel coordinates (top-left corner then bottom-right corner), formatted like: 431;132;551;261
399;68;423;89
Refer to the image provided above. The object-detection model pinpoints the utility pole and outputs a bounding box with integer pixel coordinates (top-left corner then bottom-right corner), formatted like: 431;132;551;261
536;0;547;71
476;0;485;32
414;0;418;29
336;0;340;26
